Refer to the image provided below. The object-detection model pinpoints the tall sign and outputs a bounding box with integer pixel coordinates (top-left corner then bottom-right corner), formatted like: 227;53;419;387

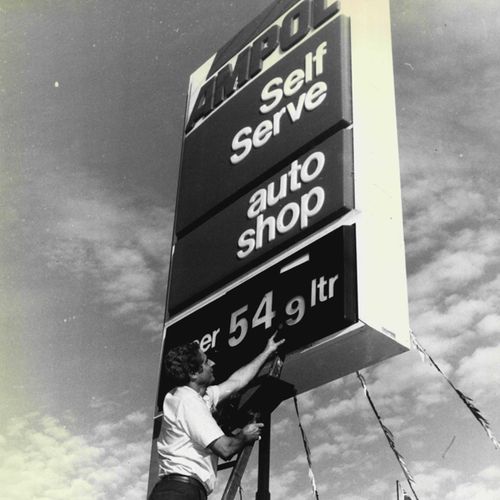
161;0;410;409
149;0;410;493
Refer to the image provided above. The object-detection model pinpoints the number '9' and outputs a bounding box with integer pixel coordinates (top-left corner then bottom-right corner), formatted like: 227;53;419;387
285;296;305;325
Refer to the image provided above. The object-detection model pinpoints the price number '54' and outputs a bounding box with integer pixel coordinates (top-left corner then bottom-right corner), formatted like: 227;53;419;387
228;291;308;347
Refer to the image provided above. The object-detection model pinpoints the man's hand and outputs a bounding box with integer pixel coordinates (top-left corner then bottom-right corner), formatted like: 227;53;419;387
209;422;264;460
218;332;286;403
241;422;264;443
263;331;286;358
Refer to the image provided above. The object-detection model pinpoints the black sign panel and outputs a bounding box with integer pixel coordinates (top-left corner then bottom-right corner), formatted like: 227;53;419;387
176;16;351;234
159;227;357;408
168;130;353;313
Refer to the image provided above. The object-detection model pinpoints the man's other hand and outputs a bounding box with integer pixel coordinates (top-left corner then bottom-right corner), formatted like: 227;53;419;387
241;422;264;443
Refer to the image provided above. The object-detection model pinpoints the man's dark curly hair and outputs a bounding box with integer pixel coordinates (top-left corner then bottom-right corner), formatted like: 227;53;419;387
163;342;203;387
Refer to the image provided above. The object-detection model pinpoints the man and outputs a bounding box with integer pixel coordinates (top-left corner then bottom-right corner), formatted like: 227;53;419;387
149;333;285;500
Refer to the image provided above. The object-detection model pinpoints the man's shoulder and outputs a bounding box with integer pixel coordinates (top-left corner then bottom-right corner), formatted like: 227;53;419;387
206;385;219;397
164;385;220;410
166;385;214;404
205;385;220;409
166;386;195;402
163;386;193;410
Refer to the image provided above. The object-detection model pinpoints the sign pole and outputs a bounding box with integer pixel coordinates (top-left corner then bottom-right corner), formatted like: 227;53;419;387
255;411;271;500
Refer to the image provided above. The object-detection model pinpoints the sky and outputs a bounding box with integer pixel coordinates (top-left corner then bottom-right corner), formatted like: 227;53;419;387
1;0;500;499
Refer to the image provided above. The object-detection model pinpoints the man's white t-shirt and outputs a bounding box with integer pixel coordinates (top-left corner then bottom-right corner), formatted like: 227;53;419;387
157;385;225;494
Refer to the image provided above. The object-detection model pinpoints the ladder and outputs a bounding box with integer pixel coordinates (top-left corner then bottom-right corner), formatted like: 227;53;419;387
218;355;295;500
220;443;255;500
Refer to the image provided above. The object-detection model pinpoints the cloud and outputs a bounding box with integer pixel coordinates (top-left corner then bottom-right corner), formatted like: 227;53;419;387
479;465;500;481
296;390;316;411
403;220;500;372
310;441;340;461
455;343;500;399
3;141;173;337
268;469;300;498
314;394;363;421
409;247;489;304
336;495;365;500
366;478;391;497
0;411;150;500
477;314;500;338
442;464;500;500
445;482;500;500
271;416;292;436
345;354;451;422
45;188;173;334
403;179;490;264
95;410;148;438
411;464;461;499
399;461;500;500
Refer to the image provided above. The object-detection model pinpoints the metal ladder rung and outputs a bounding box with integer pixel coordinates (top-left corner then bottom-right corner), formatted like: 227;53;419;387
218;460;238;471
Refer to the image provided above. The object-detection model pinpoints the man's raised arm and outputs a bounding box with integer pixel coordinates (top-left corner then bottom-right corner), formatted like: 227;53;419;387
217;333;285;402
